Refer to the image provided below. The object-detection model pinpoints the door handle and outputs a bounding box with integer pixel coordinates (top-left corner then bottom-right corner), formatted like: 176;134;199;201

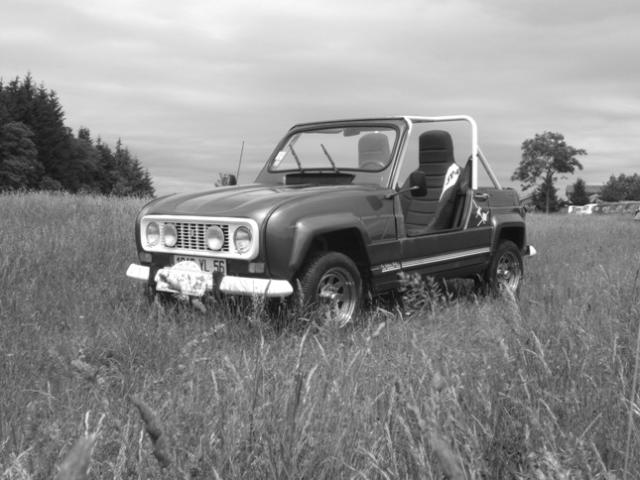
474;192;489;201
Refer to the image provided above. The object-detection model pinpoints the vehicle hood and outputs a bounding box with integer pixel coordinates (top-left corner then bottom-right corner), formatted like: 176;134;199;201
143;183;384;222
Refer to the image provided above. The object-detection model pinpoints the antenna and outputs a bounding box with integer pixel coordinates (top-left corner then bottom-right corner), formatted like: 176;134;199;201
235;140;244;181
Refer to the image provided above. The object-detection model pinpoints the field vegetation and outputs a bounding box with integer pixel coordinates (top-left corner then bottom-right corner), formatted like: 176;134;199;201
1;192;639;479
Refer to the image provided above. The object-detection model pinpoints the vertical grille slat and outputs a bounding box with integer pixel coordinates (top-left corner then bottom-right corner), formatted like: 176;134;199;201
172;221;229;253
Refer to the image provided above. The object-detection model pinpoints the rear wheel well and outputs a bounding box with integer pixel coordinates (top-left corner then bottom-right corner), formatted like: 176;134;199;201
497;226;524;250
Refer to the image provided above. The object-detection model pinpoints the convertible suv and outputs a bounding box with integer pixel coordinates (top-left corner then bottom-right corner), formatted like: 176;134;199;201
126;115;536;322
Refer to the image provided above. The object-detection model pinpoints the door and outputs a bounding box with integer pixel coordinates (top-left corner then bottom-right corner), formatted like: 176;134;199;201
399;189;492;278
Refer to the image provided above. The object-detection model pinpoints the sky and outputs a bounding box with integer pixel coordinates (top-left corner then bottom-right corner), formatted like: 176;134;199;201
2;0;639;197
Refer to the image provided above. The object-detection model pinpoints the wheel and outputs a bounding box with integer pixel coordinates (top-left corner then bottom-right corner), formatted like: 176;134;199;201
297;252;362;326
485;240;523;296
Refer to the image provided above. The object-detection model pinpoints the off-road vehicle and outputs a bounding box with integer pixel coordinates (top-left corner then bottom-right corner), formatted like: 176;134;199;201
126;115;536;322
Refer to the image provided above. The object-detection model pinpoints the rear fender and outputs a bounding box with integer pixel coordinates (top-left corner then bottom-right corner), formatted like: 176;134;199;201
492;216;526;252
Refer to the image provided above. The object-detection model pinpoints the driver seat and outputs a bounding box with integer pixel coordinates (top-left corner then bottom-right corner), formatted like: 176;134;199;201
402;130;458;235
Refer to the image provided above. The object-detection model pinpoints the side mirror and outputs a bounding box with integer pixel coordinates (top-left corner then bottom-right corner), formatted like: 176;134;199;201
409;171;427;197
216;173;237;186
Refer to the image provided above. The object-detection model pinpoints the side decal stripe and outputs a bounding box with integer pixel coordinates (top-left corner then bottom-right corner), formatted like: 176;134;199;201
401;247;490;269
372;247;490;273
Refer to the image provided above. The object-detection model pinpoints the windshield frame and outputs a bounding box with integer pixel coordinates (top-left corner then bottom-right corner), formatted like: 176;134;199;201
254;115;496;191
268;123;401;174
256;118;406;188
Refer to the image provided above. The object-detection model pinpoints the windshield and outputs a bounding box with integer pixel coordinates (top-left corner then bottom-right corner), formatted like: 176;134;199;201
269;126;398;172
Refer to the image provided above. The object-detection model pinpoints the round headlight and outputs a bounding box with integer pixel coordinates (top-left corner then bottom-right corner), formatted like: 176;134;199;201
206;225;224;251
163;224;177;247
233;226;252;254
146;222;160;247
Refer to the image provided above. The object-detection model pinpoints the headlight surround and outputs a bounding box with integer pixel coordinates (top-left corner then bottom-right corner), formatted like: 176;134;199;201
146;222;160;247
163;224;177;247
140;216;258;260
234;226;252;254
206;225;225;251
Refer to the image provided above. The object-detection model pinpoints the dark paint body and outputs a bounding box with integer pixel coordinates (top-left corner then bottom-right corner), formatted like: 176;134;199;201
136;186;525;294
133;117;529;295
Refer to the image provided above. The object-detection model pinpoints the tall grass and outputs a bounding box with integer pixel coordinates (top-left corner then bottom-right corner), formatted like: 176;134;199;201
0;193;638;478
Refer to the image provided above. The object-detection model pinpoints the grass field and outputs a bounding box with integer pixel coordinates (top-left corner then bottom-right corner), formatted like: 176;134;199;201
1;191;639;479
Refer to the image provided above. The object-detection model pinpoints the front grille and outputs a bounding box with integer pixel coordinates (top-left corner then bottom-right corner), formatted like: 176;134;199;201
142;215;258;260
171;222;229;252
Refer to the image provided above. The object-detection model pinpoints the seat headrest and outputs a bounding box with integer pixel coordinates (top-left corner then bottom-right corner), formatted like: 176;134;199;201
419;130;453;152
358;133;390;168
419;130;454;166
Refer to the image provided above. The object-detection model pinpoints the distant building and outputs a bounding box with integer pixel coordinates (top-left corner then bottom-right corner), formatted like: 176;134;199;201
565;184;603;203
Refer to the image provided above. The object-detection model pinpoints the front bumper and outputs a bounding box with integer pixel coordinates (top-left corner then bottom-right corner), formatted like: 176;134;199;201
126;263;294;298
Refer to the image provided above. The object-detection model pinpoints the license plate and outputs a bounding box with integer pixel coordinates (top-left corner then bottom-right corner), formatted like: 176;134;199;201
174;256;226;274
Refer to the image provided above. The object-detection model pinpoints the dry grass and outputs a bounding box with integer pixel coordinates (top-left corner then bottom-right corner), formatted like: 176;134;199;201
0;192;638;479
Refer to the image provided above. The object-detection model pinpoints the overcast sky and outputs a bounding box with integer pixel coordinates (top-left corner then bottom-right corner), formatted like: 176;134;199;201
2;0;639;196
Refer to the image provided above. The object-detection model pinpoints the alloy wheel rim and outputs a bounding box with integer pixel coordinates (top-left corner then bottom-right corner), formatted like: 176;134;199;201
496;251;521;291
317;266;357;324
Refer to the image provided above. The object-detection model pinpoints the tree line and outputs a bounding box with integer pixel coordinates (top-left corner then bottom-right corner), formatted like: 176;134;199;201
511;131;640;212
0;74;154;196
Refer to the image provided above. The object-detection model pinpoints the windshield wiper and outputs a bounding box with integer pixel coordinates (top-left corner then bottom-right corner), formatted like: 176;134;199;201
320;143;339;173
289;145;303;171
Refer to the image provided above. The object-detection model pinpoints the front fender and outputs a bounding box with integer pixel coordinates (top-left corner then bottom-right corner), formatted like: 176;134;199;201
266;212;370;279
291;213;370;270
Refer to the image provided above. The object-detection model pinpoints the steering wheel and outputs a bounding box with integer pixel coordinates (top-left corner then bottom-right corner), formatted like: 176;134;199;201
359;161;385;171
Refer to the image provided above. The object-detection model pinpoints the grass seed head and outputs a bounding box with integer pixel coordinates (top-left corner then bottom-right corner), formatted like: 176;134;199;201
129;395;172;469
429;431;464;480
54;435;97;480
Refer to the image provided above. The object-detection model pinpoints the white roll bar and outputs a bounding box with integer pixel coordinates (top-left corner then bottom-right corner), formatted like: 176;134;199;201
403;115;501;190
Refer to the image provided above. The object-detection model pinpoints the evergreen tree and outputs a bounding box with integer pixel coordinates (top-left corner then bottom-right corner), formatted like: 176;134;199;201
531;176;559;212
31;87;73;186
94;138;117;194
110;140;154;197
0;75;69;186
0;81;10;125
568;178;590;205
78;127;92;143
0;74;155;196
66;132;101;193
0;121;43;190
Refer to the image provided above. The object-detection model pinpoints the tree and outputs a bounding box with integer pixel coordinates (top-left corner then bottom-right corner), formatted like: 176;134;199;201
0;75;69;184
600;173;640;202
109;140;155;197
65;131;101;193
568;177;590;205
0;121;43;190
532;176;560;212
511;131;587;213
0;74;155;196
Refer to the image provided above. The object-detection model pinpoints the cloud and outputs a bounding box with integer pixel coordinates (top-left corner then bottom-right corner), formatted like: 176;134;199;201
1;0;639;195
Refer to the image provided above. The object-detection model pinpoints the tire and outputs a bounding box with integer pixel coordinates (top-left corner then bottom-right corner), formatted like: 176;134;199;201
297;252;362;326
485;240;523;296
